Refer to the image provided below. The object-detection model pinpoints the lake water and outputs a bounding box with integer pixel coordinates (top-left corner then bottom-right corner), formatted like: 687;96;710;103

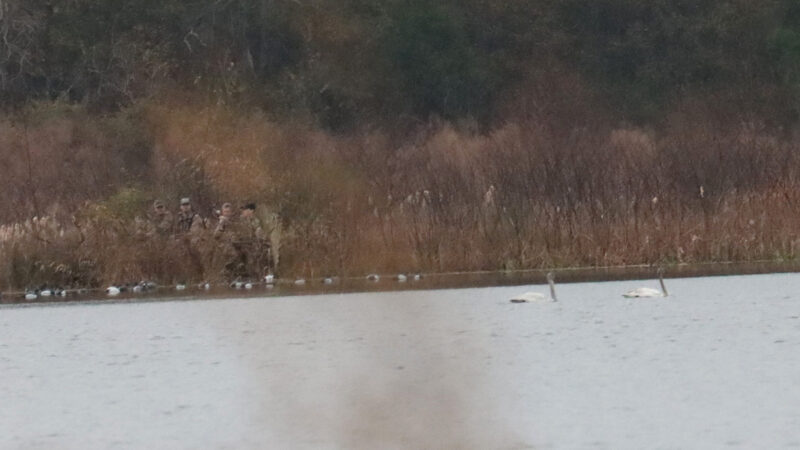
2;273;800;449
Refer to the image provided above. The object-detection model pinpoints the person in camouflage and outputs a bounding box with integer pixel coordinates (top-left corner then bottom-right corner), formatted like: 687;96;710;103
237;203;272;277
176;197;204;236
149;199;174;237
175;197;205;280
213;202;246;280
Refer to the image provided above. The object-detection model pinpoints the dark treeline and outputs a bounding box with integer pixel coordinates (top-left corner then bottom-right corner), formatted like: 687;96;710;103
3;0;800;128
5;0;800;288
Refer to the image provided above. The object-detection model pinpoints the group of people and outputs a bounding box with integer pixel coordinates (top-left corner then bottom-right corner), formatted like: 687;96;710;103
144;197;273;281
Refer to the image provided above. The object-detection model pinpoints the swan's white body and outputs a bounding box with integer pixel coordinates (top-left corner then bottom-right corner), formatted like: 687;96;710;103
294;279;306;286
106;286;121;296
24;293;37;301
176;284;187;291
510;273;558;303
622;287;663;298
40;289;52;297
244;283;253;290
510;292;549;302
623;272;669;298
396;274;407;282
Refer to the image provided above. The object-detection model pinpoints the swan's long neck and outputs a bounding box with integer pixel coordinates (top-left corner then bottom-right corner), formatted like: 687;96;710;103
659;273;669;297
548;274;558;302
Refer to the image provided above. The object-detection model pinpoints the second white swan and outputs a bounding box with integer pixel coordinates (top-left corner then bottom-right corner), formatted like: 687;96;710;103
623;269;669;298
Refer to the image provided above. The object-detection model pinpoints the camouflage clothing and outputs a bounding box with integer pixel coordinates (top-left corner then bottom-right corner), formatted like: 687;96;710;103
213;215;236;242
237;216;265;244
175;210;206;280
176;211;204;235
149;210;174;237
213;215;272;279
213;215;245;279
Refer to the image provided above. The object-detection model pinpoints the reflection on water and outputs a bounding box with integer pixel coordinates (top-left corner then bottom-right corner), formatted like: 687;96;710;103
4;259;800;306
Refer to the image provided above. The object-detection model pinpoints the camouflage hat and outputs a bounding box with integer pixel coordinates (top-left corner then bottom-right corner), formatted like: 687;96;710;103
180;197;191;205
241;202;256;211
153;199;165;208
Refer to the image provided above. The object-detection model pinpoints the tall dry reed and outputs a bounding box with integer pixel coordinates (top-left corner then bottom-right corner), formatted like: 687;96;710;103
2;99;800;290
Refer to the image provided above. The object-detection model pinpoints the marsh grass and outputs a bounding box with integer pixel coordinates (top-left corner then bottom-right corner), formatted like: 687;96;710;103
2;100;800;290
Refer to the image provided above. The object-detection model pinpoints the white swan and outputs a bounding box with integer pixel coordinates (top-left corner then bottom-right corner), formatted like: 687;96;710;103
510;272;557;303
176;284;187;291
396;274;407;282
106;286;121;296
24;292;38;301
623;270;669;298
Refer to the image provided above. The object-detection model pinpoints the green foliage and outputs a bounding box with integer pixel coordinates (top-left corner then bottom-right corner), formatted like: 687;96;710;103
771;0;800;85
554;0;779;120
380;1;494;120
1;0;799;126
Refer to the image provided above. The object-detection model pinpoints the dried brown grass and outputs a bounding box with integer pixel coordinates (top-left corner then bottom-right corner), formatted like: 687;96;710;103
2;98;800;290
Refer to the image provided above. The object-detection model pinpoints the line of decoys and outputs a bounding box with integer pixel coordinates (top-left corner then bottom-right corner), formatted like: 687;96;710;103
15;272;425;300
509;268;669;303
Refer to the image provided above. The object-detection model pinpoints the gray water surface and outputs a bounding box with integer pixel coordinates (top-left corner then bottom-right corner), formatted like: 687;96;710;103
2;273;800;449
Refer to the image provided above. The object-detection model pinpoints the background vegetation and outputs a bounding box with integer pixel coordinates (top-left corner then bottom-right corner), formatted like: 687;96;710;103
3;0;800;288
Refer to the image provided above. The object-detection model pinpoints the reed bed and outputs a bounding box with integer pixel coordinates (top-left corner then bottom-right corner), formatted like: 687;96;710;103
2;102;799;290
